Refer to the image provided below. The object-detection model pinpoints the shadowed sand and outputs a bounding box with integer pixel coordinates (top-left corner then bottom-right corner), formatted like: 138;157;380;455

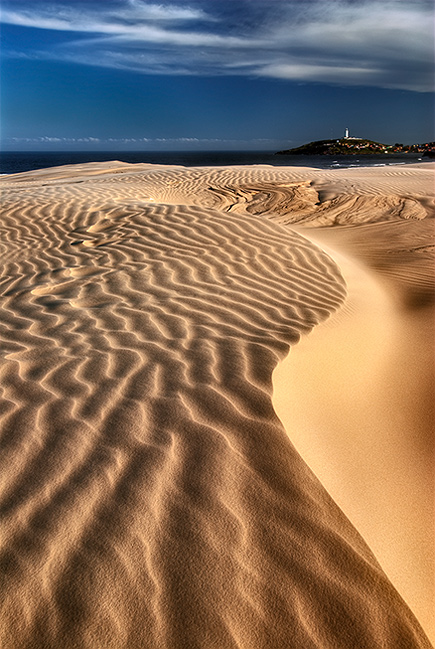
0;162;434;648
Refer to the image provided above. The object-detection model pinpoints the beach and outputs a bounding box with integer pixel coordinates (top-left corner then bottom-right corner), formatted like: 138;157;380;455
1;161;434;648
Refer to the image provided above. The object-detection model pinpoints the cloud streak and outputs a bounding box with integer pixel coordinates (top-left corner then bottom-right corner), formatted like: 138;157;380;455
1;0;433;91
2;135;288;152
6;136;281;145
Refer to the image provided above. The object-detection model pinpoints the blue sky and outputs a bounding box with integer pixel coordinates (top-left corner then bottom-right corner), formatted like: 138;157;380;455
1;0;434;150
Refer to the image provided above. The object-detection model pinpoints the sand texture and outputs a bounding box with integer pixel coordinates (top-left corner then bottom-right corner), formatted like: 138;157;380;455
1;162;434;648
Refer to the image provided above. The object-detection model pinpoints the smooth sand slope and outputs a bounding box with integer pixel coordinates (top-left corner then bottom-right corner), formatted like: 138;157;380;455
273;226;435;641
0;162;433;648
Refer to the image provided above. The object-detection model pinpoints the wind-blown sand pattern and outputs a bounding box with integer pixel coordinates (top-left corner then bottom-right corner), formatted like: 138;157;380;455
1;162;434;648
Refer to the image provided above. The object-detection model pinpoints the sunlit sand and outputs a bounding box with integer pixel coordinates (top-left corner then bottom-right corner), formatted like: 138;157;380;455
1;161;433;648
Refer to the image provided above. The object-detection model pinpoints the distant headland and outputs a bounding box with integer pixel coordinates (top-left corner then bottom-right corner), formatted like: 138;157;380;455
277;130;435;156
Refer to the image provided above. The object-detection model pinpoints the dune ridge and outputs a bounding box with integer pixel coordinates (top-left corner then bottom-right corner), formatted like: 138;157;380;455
1;163;433;648
273;230;434;641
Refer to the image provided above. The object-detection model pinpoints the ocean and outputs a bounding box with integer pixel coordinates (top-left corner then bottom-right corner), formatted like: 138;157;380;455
0;150;425;175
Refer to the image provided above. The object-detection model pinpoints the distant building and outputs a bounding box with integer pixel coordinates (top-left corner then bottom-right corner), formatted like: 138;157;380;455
343;128;361;141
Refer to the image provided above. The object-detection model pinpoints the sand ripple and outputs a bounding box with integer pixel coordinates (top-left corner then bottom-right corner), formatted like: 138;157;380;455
1;164;432;648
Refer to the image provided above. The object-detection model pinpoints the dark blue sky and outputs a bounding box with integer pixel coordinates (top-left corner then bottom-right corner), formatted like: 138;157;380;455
1;0;434;150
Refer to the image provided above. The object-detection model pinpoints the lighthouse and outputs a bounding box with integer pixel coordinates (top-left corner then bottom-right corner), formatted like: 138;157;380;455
344;127;349;138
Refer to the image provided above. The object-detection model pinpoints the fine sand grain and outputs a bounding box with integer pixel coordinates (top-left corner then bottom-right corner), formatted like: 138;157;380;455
273;228;434;641
1;162;433;648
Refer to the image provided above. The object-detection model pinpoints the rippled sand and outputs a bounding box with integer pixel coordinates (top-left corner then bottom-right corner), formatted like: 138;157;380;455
1;162;434;648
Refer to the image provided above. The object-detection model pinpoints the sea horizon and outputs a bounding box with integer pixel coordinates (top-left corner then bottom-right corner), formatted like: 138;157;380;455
0;149;426;175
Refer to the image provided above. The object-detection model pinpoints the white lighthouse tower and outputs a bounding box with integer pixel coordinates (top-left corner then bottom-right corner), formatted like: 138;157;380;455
344;127;349;139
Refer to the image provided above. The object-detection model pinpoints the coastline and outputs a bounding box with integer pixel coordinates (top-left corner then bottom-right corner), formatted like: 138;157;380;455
0;149;427;175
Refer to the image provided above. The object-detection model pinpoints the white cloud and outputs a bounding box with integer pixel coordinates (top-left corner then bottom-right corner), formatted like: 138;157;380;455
258;62;379;84
1;0;433;92
121;0;209;22
6;136;284;146
0;2;210;31
0;3;255;47
8;136;102;143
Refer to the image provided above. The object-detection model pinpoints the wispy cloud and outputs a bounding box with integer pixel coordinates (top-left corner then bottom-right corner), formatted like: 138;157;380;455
1;0;433;91
0;1;211;30
7;136;103;143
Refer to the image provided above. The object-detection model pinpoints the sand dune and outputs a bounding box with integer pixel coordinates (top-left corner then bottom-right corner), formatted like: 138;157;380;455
273;230;434;641
1;162;433;648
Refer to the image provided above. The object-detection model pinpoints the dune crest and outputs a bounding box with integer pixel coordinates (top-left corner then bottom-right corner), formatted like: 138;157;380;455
1;162;433;648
